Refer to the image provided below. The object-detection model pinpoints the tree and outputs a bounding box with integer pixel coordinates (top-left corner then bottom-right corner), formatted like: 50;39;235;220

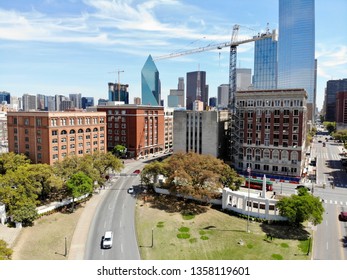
142;152;242;201
276;189;324;225
0;240;12;260
323;121;336;134
112;144;127;158
0;152;30;175
11;200;38;226
66;171;93;211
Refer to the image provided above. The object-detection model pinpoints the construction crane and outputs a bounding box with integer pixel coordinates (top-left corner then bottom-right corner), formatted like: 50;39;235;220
154;24;277;111
109;69;125;101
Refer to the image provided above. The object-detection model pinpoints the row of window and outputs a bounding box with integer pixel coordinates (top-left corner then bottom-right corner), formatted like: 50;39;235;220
51;117;105;126
242;109;300;118
244;148;299;161
52;147;105;160
238;99;303;108
244;163;298;174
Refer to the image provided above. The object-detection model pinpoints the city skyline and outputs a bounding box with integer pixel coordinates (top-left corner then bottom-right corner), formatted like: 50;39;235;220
1;0;346;111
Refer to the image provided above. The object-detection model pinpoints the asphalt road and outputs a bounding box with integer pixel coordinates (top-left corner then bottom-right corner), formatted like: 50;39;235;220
313;203;347;259
84;173;141;260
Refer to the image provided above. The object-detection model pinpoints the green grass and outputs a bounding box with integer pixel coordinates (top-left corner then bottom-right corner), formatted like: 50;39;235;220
136;197;311;260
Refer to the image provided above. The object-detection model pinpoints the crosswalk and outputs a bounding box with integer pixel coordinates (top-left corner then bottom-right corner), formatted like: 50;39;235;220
316;153;343;161
320;199;347;206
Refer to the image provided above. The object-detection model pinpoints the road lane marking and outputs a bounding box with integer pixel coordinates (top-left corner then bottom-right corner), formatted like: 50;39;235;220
326;242;329;251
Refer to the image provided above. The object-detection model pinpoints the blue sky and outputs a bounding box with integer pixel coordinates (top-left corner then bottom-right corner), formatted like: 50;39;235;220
0;0;346;111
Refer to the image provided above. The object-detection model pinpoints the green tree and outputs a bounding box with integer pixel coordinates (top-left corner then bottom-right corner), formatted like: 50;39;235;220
323;121;336;134
332;130;347;145
112;144;127;158
11;200;38;226
276;190;324;225
66;171;93;211
0;240;12;260
0;152;30;175
142;152;241;201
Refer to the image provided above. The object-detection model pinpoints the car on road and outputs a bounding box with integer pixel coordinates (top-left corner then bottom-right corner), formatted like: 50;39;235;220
133;169;141;174
127;187;134;194
339;212;347;221
102;231;113;249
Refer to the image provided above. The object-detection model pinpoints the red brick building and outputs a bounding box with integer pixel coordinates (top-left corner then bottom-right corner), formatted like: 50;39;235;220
234;89;308;181
96;104;165;159
7;111;107;165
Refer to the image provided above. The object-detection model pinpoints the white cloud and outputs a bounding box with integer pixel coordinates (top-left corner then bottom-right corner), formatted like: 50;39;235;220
316;44;347;79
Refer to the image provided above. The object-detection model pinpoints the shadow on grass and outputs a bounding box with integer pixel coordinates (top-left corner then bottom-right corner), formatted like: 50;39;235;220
143;193;208;216
260;223;310;240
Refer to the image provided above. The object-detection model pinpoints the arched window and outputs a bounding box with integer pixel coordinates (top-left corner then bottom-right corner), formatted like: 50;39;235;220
86;128;91;133
93;128;98;132
69;129;76;134
78;129;84;133
281;151;289;160
272;150;279;160
263;149;270;159
61;130;67;135
291;151;298;161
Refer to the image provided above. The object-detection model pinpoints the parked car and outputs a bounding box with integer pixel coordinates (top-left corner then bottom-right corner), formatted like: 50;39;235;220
102;231;113;249
339;212;347;221
133;169;141;174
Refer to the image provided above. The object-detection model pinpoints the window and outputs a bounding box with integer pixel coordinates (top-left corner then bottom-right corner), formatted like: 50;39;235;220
24;118;29;126
61;130;67;135
70;144;75;149
272;166;278;172
52;130;58;136
263;149;270;159
51;119;57;126
69;118;75;125
51;139;57;144
61;119;66;126
36;118;42;127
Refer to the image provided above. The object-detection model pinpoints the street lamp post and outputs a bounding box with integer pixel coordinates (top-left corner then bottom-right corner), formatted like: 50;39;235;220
247;166;251;233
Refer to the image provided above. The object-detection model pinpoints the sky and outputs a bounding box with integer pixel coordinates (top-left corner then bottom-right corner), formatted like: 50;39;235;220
0;0;346;111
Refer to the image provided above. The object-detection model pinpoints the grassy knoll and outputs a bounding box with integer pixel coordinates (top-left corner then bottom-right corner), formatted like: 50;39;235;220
136;194;311;260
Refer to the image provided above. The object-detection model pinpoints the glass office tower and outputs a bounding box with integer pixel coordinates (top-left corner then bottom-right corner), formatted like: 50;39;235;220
141;55;161;106
253;37;278;89
278;0;315;120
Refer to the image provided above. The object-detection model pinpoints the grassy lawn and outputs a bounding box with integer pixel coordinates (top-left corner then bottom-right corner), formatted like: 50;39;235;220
136;194;311;260
11;206;83;260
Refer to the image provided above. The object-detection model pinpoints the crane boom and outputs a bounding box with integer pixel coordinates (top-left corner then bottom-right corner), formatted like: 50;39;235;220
153;26;275;61
153;24;277;112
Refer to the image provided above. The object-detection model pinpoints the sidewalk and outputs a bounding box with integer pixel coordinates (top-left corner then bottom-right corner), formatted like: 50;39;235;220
0;224;21;248
68;188;108;259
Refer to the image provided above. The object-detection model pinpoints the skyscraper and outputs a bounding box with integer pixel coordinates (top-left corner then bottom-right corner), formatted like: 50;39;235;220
278;0;315;120
236;68;252;90
168;77;185;108
186;71;208;110
325;79;347;122
69;93;82;109
217;84;229;108
253;36;278;90
108;83;129;104
141;55;161;106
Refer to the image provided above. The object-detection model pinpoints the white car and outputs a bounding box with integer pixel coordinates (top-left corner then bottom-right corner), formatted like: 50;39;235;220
102;231;113;249
127;187;134;194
